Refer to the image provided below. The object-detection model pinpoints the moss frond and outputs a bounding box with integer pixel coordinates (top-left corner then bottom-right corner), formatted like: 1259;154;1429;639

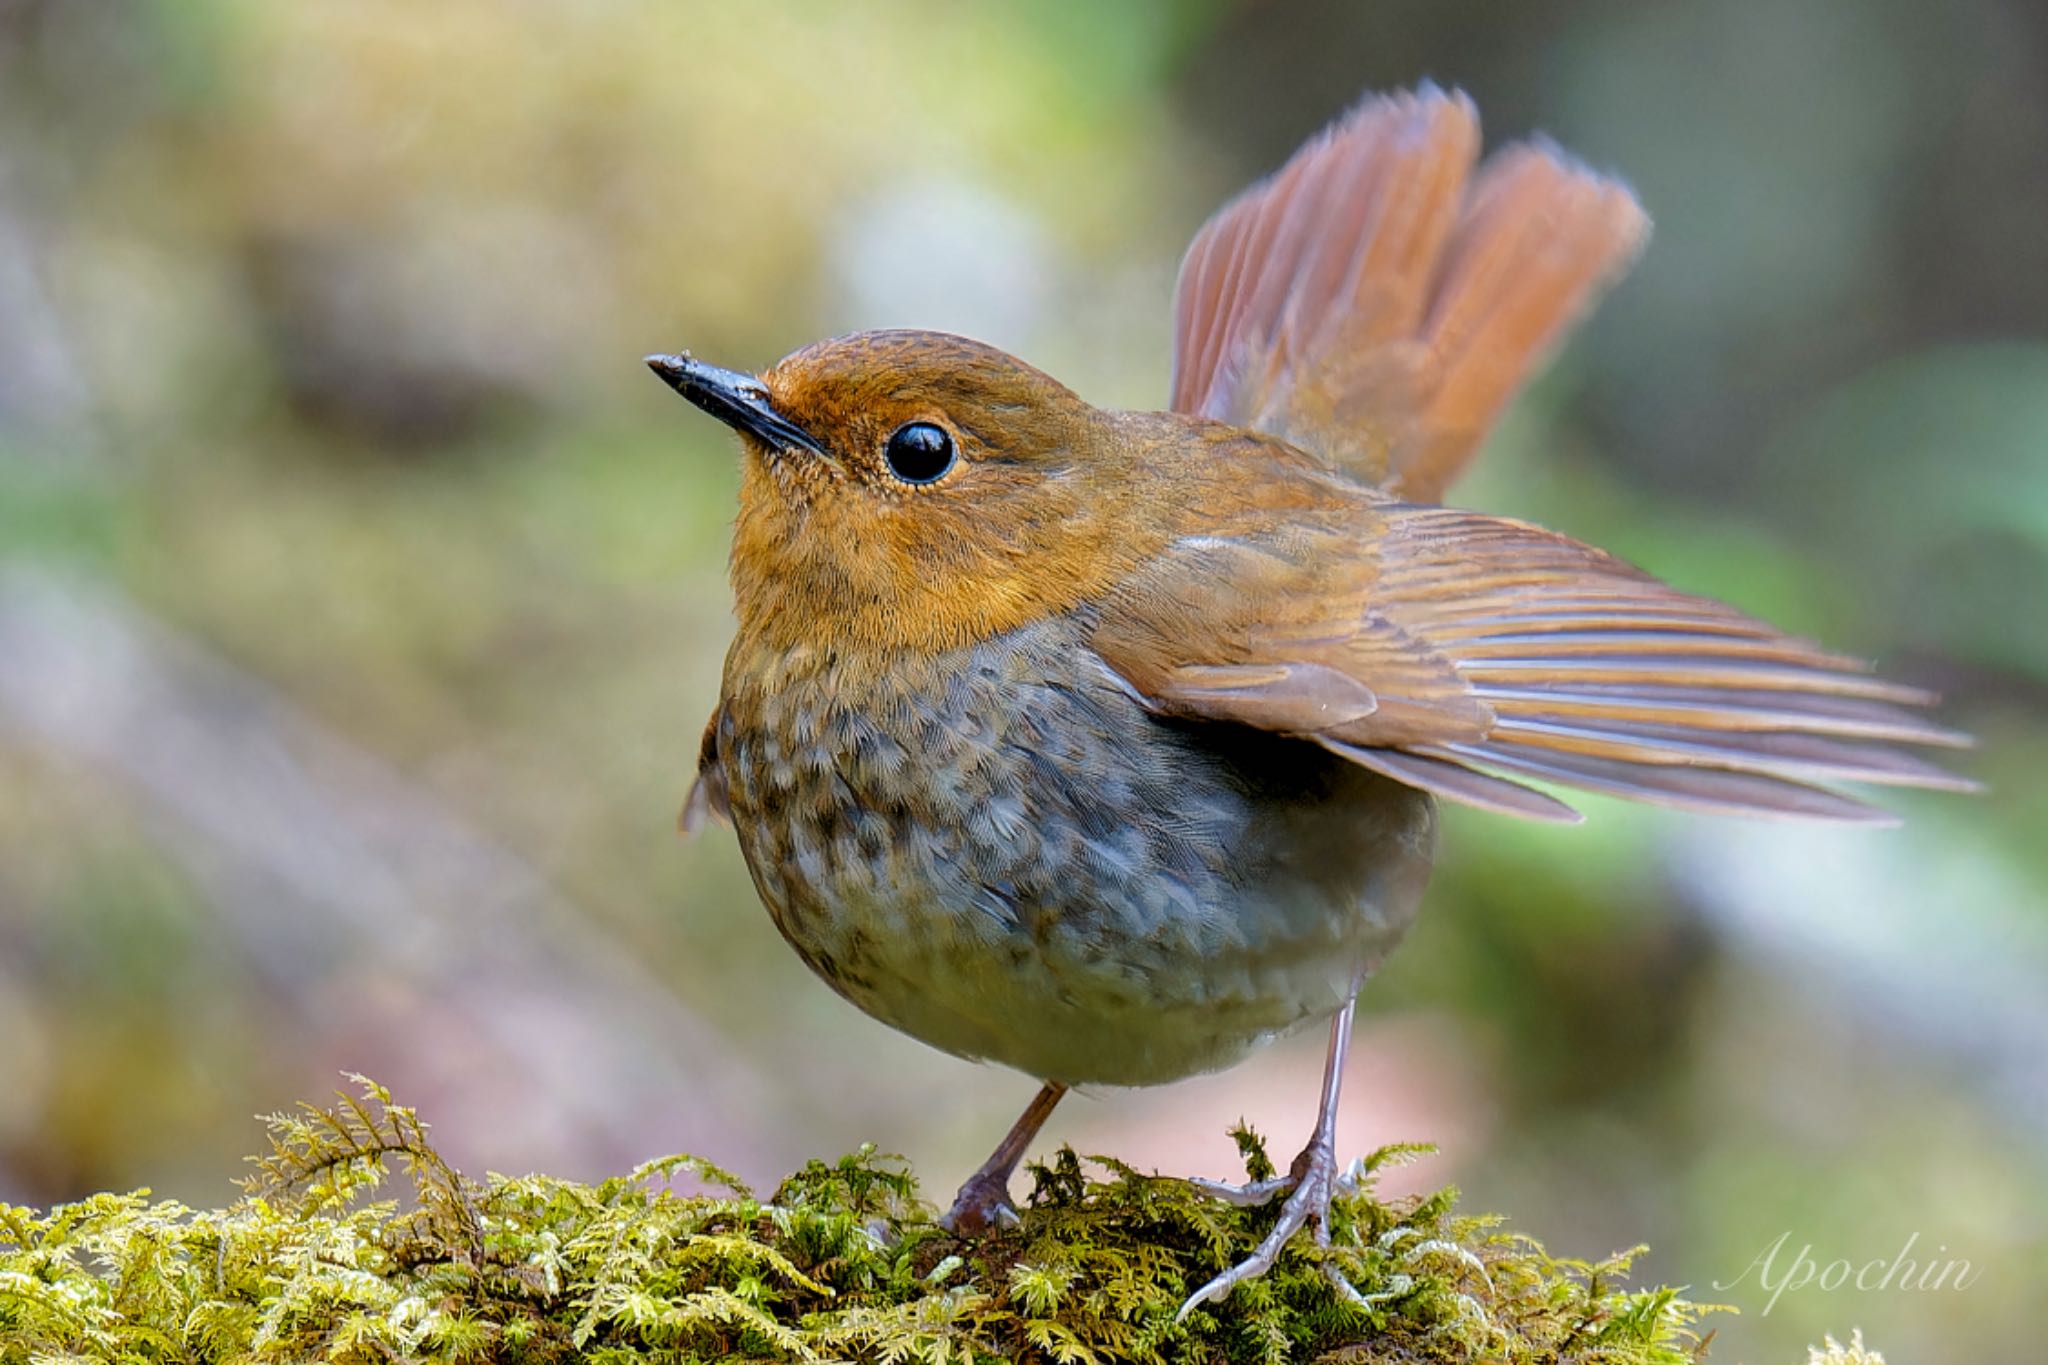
0;1079;1735;1363
1806;1330;1884;1365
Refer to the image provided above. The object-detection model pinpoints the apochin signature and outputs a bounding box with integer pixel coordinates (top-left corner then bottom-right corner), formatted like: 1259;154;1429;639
1715;1231;1981;1315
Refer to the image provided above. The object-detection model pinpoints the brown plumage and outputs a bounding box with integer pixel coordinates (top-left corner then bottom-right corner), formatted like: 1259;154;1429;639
1172;84;1648;499
649;83;1971;1316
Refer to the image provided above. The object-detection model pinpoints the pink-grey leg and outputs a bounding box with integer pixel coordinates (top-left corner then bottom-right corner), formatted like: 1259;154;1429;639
942;1080;1069;1233
1178;997;1365;1319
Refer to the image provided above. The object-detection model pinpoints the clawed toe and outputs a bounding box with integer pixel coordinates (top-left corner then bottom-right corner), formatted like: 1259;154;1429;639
1318;1259;1369;1307
1186;1172;1297;1207
1178;1133;1363;1320
1188;1154;1365;1210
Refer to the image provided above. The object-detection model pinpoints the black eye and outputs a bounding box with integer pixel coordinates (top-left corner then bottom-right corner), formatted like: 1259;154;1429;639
884;422;956;484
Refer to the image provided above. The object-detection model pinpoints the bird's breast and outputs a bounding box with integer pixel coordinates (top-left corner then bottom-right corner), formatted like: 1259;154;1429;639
714;613;1437;1085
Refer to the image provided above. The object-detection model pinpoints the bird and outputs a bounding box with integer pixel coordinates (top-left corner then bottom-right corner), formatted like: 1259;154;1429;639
646;83;1972;1316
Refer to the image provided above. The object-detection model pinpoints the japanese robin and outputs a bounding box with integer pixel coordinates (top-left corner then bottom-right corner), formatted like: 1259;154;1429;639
647;84;1970;1314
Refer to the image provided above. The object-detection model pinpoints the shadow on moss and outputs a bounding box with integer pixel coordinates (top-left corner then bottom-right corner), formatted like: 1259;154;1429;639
0;1077;1722;1363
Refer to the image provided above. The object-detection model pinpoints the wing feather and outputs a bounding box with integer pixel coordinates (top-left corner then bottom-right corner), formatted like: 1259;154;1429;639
1318;738;1585;824
1138;86;1965;822
1091;485;1973;824
1421;742;1898;823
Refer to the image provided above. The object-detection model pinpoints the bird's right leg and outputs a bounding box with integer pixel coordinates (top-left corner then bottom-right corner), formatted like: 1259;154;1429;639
1178;997;1364;1318
941;1080;1068;1233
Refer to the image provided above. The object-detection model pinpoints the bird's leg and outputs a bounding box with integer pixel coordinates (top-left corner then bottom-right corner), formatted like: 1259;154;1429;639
941;1080;1068;1233
1178;997;1364;1319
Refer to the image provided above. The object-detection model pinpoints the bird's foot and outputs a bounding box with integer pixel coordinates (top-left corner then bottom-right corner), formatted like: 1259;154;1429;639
1186;1153;1363;1208
1185;1172;1296;1207
939;1171;1021;1234
1178;1137;1364;1320
940;1080;1067;1235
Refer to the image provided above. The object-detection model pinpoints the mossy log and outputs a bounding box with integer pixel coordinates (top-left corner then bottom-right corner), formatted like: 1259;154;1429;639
0;1078;1727;1363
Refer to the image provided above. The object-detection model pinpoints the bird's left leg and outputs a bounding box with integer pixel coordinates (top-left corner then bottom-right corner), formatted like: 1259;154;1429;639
941;1080;1068;1233
1178;997;1364;1319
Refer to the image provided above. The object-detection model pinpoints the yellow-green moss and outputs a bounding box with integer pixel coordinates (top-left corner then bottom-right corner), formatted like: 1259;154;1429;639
0;1078;1723;1364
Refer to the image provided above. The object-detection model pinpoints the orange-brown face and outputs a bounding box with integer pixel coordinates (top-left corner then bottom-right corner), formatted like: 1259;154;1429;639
652;330;1176;655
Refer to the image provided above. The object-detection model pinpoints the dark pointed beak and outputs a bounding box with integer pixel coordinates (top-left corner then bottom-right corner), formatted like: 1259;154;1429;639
645;354;827;458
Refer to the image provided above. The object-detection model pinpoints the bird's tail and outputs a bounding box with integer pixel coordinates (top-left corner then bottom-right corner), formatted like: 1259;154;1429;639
1170;84;1648;501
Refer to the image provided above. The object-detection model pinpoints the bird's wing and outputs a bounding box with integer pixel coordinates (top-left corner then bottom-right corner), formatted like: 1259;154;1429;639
1169;84;1648;501
679;707;731;834
1091;488;1972;824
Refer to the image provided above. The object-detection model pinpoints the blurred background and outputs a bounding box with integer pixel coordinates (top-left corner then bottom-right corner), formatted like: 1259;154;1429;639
3;0;2044;1357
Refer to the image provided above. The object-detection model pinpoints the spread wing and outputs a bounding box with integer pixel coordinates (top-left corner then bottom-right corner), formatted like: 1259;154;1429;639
1092;477;1973;824
1170;83;1648;501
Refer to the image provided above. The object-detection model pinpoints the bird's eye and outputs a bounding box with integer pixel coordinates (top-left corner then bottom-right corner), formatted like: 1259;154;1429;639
883;422;956;484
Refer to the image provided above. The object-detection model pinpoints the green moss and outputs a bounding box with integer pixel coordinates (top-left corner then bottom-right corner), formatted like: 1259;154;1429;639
1805;1333;1885;1365
1;1078;1723;1364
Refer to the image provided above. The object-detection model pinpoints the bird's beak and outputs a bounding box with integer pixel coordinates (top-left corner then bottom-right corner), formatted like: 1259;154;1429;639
645;354;828;459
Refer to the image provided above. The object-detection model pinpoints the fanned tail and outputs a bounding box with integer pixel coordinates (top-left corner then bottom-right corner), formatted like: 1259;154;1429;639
1170;84;1649;501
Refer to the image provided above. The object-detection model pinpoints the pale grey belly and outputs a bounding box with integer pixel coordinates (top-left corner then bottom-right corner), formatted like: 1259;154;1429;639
719;625;1438;1087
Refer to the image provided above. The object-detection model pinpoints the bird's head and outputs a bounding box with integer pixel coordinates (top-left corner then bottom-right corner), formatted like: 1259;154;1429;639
650;329;1183;654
